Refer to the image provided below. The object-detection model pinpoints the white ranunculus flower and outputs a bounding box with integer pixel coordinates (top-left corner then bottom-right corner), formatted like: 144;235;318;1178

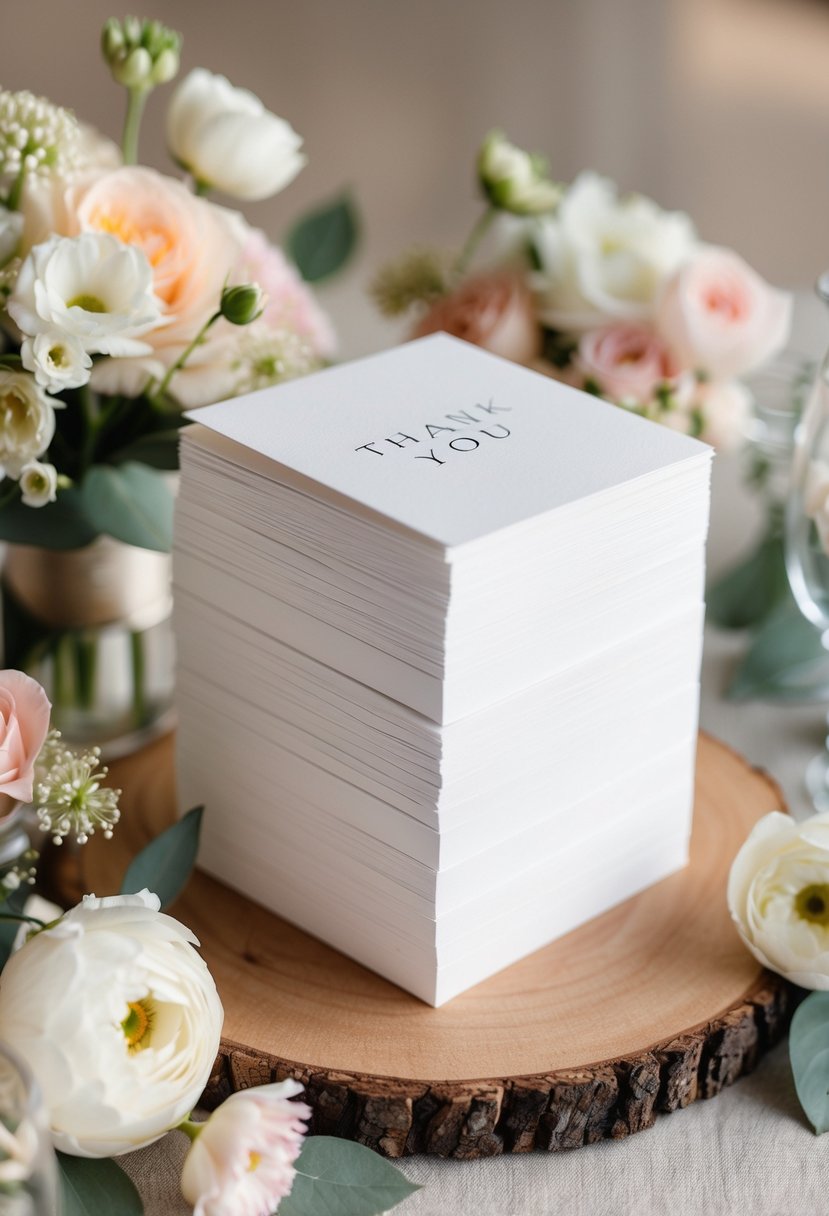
19;460;57;507
728;810;829;987
0;890;224;1157
8;232;164;357
478;130;562;216
533;171;697;331
181;1081;311;1216
21;330;92;393
0;369;59;478
167;69;306;202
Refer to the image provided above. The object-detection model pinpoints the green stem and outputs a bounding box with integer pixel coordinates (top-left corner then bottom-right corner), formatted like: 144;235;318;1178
121;88;148;165
77;383;98;473
454;206;497;278
130;630;146;726
176;1118;203;1143
193;179;210;197
151;311;221;404
5;163;27;212
0;912;45;928
74;635;98;713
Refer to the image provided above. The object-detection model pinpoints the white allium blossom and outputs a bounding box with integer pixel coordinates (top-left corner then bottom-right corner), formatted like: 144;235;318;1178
0;89;79;189
34;734;120;845
8;232;164;357
21;330;92;393
0;369;59;478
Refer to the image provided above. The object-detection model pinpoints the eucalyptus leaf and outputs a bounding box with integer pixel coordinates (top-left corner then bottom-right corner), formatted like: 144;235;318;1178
727;595;829;702
707;533;789;630
109;429;184;470
58;1152;143;1216
287;194;358;283
279;1136;420;1216
80;462;174;552
790;991;829;1134
0;886;33;969
121;806;203;909
0;488;98;549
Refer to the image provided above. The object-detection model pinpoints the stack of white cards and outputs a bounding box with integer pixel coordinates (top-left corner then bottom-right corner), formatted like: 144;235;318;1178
174;334;711;1006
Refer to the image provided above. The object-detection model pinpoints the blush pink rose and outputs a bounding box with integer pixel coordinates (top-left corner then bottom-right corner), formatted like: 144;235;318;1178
413;273;540;365
657;247;792;379
575;322;677;404
696;378;752;450
236;230;335;359
0;670;51;804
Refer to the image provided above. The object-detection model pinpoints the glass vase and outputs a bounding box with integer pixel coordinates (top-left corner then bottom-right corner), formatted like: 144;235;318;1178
1;537;174;758
0;1044;59;1216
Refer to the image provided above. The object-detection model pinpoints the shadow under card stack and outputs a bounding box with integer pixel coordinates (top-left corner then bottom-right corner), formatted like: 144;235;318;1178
173;334;711;1006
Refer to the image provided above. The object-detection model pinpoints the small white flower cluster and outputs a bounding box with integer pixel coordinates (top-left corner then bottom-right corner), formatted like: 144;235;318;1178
34;731;121;845
0;89;79;188
233;328;319;394
0;848;37;900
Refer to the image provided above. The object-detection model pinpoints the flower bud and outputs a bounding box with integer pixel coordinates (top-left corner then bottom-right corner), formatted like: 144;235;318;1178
101;16;182;91
152;47;180;86
19;461;57;508
220;283;265;326
477;129;562;216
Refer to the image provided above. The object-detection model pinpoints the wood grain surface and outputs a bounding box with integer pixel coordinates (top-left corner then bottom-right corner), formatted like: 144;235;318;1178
76;731;793;1158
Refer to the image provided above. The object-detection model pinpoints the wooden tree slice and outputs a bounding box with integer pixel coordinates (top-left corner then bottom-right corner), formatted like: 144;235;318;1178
80;731;793;1159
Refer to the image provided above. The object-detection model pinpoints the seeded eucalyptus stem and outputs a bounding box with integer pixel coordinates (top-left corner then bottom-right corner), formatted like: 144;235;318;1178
121;87;148;165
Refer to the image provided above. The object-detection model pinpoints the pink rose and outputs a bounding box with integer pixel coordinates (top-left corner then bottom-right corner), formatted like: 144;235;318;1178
236;230;335;359
696;378;752;451
575;322;677;404
657;247;792;379
0;670;51;804
413;273;540;365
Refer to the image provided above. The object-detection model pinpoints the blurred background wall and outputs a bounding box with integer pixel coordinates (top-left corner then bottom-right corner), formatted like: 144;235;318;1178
6;0;829;352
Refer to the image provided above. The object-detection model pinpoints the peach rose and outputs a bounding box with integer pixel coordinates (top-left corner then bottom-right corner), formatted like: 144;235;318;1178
574;322;677;404
413;273;540;365
57;167;245;399
657;247;792;380
0;670;51;804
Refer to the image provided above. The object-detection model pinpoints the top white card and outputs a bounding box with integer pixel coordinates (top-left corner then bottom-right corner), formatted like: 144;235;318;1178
187;334;710;549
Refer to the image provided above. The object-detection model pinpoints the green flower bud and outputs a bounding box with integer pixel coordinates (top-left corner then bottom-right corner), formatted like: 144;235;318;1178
151;46;180;85
220;283;265;326
101;16;182;91
114;46;152;88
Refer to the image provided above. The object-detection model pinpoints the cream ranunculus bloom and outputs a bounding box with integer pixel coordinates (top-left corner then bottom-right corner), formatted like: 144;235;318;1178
728;810;829;987
533;171;697;331
8;232;163;357
0;890;224;1157
167;69;306;202
0;369;60;478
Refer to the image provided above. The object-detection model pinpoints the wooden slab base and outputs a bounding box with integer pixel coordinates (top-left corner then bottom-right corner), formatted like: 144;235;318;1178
79;731;793;1159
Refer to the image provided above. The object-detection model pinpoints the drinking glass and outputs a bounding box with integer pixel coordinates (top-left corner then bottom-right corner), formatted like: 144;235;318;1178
0;1044;59;1216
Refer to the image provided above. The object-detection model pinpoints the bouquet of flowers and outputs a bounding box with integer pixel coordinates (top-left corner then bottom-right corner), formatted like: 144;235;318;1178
372;130;792;451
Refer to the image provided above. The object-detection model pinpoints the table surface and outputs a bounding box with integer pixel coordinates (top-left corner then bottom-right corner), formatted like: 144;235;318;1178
119;294;829;1215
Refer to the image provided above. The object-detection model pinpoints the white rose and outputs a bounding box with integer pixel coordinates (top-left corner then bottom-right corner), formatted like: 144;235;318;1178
533;171;697;331
0;369;59;478
8;232;163;358
180;1081;311;1216
0;890;224;1157
19;460;57;508
728;811;829;987
21;330;91;393
167;69;306;202
478;130;562;216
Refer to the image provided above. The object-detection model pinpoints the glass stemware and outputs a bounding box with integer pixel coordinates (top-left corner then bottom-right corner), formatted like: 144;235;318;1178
785;273;829;808
0;1044;59;1216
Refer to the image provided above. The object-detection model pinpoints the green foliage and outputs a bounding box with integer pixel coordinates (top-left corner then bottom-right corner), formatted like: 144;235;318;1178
707;533;790;630
727;594;829;702
279;1136;420;1216
121;806;204;909
59;1153;144;1215
288;194;359;283
79;463;174;552
0;489;98;550
790;992;829;1134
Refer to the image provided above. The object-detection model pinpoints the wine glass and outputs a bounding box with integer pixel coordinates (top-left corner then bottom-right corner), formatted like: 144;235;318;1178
785;272;829;808
0;1044;59;1216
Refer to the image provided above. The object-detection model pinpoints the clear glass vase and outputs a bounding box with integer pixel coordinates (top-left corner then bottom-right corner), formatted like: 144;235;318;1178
0;1044;59;1216
1;537;175;758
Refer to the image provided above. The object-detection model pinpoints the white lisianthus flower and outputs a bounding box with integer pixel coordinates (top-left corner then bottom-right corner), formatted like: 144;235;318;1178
8;232;164;357
167;69;306;201
728;810;829;987
19;460;57;507
478;130;562;216
0;890;224;1157
533;172;697;331
21;331;92;393
0;369;59;478
181;1081;311;1216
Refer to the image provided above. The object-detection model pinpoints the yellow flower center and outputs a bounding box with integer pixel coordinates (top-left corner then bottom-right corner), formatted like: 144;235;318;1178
48;345;68;368
247;1151;262;1173
121;999;154;1052
67;294;107;313
795;883;829;926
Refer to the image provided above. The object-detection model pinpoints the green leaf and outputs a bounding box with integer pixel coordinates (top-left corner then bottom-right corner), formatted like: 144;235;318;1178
121;806;203;909
0;885;34;969
707;533;790;630
287;194;359;283
279;1136;420;1216
790;991;829;1134
108;429;184;470
80;462;173;552
727;594;829;702
0;488;98;549
58;1153;143;1216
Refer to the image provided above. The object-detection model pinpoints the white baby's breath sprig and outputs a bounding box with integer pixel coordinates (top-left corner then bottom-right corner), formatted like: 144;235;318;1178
0;89;80;207
34;731;121;846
